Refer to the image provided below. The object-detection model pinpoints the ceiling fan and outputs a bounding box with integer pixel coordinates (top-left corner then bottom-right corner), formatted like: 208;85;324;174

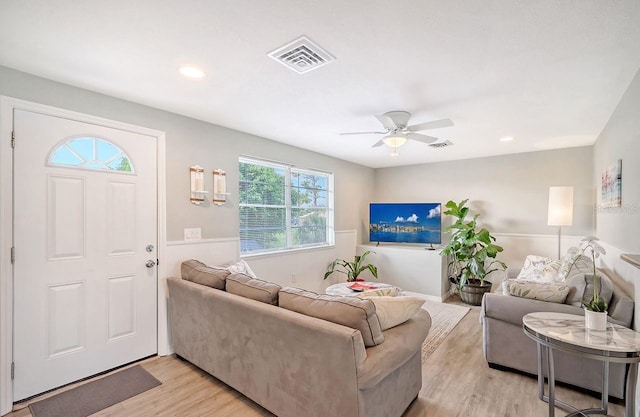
341;111;454;153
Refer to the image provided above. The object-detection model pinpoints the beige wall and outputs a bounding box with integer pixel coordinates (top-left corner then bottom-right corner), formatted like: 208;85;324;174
374;147;594;237
0;65;375;242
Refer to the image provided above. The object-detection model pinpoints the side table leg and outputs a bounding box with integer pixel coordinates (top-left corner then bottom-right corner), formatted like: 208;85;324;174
626;363;637;417
601;360;609;415
537;343;545;400
548;347;555;417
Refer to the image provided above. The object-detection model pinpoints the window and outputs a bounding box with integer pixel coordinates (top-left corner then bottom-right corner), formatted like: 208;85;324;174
239;157;334;255
48;137;134;173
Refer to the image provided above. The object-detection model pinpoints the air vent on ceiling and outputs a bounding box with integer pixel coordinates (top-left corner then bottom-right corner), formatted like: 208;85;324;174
268;36;335;74
428;140;453;148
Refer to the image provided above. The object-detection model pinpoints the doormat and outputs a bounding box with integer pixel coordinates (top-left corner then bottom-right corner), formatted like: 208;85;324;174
29;365;161;417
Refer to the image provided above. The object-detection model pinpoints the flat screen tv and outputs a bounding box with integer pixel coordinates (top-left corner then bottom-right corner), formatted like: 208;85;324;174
369;202;441;246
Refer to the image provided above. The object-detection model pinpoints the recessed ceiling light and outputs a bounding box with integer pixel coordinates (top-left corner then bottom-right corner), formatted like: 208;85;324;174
178;66;206;79
500;136;514;142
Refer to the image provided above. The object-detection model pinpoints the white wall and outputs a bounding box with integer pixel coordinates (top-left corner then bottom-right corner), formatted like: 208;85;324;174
246;230;357;293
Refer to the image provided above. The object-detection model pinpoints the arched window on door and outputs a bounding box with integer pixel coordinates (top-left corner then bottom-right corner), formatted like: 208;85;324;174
48;137;135;173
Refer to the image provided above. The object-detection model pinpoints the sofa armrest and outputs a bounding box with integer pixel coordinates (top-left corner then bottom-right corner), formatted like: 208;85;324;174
482;293;584;327
356;309;431;389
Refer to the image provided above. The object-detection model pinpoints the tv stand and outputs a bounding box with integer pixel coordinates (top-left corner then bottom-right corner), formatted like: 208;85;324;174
425;243;436;251
357;244;447;300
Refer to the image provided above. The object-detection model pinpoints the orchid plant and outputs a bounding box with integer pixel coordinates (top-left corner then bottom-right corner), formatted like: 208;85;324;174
565;236;607;312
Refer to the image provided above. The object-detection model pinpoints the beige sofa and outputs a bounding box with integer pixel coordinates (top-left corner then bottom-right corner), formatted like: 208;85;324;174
167;260;431;417
481;268;634;399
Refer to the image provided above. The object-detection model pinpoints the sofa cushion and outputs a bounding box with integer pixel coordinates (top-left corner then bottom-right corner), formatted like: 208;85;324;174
582;273;614;307
181;259;229;289
225;272;281;305
362;296;425;330
278;287;384;347
564;272;614;308
507;280;570;303
563;273;589;306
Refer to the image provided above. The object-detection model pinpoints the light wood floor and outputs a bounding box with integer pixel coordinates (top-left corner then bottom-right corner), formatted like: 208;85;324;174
8;302;627;417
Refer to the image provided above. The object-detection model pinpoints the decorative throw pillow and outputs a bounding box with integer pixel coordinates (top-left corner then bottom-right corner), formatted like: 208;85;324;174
516;255;557;282
582;273;614;308
181;259;229;289
360;296;425;330
209;259;258;278
278;287;384;347
507;280;571;303
225;273;282;305
540;259;562;281
562;273;589;306
501;279;514;295
225;259;257;278
558;254;594;280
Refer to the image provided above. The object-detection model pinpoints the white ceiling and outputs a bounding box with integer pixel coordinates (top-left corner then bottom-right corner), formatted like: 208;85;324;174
1;1;639;168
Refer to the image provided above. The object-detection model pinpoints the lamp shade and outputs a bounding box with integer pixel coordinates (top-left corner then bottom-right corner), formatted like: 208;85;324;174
547;186;574;226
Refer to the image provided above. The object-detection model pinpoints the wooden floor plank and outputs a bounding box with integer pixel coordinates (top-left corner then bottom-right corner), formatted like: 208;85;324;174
8;300;626;417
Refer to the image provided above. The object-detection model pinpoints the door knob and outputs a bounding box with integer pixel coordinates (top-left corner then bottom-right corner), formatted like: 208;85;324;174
145;260;156;268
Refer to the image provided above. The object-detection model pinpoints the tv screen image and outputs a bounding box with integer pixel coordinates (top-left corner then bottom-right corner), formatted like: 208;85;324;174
369;202;441;245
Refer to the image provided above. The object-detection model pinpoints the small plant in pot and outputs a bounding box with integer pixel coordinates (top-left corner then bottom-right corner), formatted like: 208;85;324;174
565;236;608;330
324;250;378;282
440;199;506;306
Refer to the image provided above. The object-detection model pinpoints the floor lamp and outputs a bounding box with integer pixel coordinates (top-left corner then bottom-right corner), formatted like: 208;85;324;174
547;186;574;259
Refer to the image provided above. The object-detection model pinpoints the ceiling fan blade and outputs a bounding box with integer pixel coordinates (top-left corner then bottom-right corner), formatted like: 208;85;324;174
375;114;398;130
407;133;439;144
407;118;454;132
340;131;387;135
371;139;385;148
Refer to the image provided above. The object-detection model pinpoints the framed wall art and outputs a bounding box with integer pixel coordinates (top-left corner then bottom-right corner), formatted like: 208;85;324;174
601;159;622;208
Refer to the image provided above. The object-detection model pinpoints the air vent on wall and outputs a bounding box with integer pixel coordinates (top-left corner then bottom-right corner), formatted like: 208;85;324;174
268;36;335;74
428;140;453;148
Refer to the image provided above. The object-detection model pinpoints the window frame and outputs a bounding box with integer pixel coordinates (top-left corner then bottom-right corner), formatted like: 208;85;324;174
239;156;335;256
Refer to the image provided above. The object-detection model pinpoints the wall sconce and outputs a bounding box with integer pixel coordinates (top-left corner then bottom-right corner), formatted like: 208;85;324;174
547;186;574;259
213;169;229;205
189;165;208;204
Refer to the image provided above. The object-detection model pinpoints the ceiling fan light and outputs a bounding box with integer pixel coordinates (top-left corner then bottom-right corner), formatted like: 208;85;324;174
382;135;408;148
178;65;206;79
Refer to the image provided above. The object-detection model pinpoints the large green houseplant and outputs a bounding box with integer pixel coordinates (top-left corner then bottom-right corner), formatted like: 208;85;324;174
440;199;506;305
324;250;378;282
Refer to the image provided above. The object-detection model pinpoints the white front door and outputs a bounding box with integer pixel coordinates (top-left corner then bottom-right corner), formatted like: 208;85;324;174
12;109;158;401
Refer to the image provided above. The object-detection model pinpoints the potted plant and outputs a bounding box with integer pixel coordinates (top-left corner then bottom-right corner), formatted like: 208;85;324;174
564;236;608;330
324;250;378;282
440;199;506;305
